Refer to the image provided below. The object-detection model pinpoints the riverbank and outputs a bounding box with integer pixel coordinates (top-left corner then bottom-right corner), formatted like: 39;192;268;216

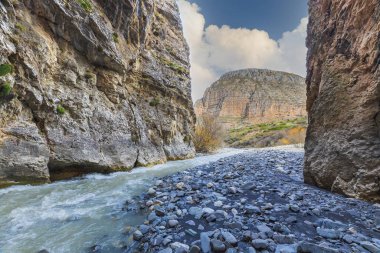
125;148;380;253
0;149;248;253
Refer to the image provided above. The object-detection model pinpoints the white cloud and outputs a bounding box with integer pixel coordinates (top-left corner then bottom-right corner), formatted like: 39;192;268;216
177;0;308;100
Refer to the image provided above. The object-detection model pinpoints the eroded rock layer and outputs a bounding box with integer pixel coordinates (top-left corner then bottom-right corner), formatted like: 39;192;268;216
305;0;380;202
195;69;307;127
0;0;195;184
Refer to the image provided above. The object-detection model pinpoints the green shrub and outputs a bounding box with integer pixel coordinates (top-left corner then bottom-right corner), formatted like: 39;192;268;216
149;97;160;107
0;82;12;97
0;64;13;76
77;0;92;12
56;105;66;115
15;23;26;32
112;33;119;43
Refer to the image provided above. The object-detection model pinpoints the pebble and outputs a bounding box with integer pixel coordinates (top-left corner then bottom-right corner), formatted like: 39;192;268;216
133;230;143;241
168;220;179;228
252;239;269;249
210;239;226;252
126;150;379;253
200;233;211;253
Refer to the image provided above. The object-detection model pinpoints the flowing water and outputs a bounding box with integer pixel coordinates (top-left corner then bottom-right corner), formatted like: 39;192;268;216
0;148;249;253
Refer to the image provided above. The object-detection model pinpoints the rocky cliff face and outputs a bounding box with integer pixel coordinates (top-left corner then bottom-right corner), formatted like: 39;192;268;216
195;69;307;126
0;0;195;185
305;0;380;202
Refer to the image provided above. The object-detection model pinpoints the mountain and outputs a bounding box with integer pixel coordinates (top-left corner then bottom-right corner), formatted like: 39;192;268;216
194;69;307;127
305;0;380;202
0;0;195;185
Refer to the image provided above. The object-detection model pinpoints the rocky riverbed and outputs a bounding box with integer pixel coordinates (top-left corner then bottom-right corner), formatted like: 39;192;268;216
120;148;380;253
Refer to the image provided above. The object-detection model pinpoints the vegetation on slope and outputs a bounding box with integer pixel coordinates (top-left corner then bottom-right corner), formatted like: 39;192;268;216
226;117;307;148
193;115;225;153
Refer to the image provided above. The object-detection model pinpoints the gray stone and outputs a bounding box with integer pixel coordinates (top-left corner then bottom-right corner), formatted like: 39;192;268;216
316;227;341;239
133;230;143;241
221;231;238;246
275;244;297;253
158;249;173;253
201;232;211;253
189;245;201;253
360;242;380;253
210;239;226;252
252;239;269;249
297;242;339;253
168;220;179;228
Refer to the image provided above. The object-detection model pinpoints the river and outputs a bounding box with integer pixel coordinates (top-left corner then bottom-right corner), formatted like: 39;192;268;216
0;148;249;253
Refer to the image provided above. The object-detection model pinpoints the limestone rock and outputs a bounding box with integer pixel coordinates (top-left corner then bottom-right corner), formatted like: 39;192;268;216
0;0;194;185
194;69;307;127
305;0;380;202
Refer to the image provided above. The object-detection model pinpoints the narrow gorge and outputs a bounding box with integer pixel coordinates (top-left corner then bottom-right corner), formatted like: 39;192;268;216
0;0;195;186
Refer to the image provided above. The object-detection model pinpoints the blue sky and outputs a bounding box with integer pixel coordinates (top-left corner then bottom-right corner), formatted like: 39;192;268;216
187;0;308;40
178;0;308;99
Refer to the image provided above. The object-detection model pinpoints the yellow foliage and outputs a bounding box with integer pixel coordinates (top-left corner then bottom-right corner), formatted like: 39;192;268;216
193;115;224;152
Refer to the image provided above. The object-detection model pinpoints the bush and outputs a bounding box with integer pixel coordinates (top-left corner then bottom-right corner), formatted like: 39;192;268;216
193;115;224;153
0;82;11;97
0;64;13;76
112;33;119;43
149;97;160;107
15;23;26;32
77;0;92;12
56;105;66;115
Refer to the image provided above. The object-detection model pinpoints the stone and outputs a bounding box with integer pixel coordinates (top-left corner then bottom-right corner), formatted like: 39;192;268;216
168;220;179;228
139;225;150;234
148;188;156;196
228;187;237;194
257;225;272;234
252;239;269;249
360;242;380;253
221;231;238;246
0;0;195;184
305;0;380;202
155;207;166;217
189;207;203;219
246;205;261;214
289;205;300;213
297;242;339;253
316;228;341;240
189;245;201;253
133;230;143;241
171;242;190;251
158;249;173;253
176;182;185;190
202;208;215;215
275;244;297;253
201;233;211;253
210;239;226;252
273;235;295;244
214;201;223;207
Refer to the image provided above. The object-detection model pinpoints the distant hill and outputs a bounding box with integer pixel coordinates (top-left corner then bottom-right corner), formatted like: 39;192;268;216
195;68;307;127
194;68;307;147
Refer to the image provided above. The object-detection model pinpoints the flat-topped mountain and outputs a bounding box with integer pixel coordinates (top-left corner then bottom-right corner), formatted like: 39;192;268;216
194;69;307;127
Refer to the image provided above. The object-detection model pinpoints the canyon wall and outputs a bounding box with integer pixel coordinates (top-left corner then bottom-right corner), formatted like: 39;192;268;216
0;0;195;185
195;69;307;127
305;0;380;202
